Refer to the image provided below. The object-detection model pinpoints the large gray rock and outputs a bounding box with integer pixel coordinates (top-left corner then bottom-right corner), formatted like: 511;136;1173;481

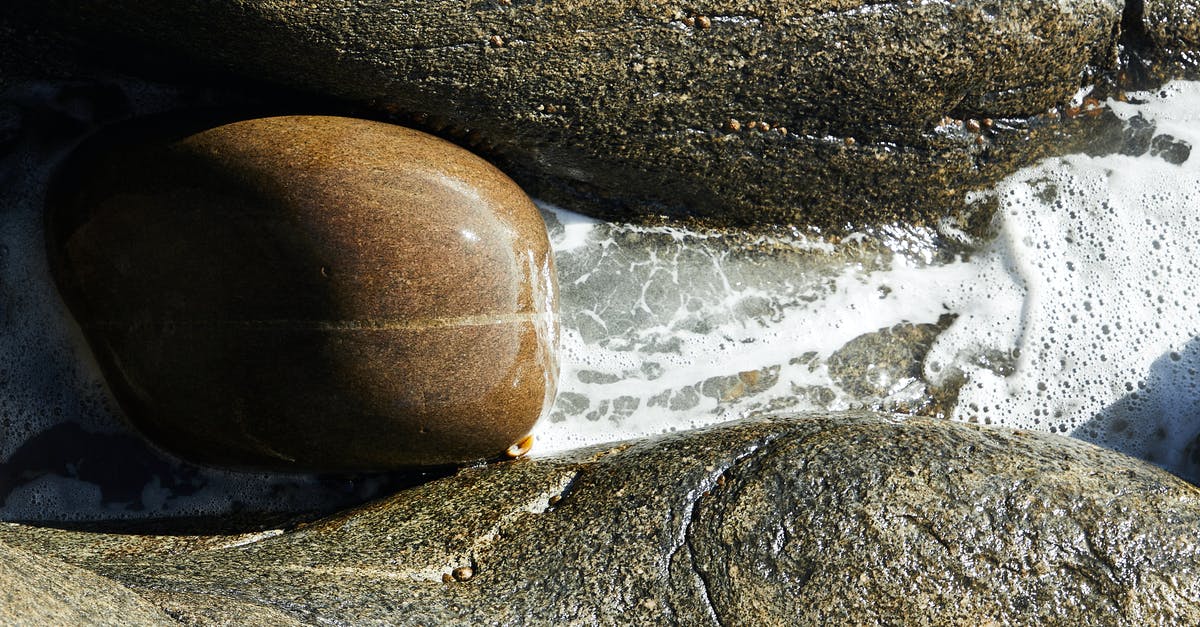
8;0;1159;231
0;537;174;626
5;412;1200;624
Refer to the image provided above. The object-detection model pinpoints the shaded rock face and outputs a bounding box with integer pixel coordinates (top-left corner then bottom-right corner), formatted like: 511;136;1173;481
47;115;559;471
13;0;1181;230
7;413;1200;624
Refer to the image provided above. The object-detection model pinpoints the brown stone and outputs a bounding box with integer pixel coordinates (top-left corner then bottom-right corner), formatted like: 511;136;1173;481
47;115;558;471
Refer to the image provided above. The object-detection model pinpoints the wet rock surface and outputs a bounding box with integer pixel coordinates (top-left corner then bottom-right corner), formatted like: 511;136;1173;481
4;4;1200;625
827;319;954;402
47;114;558;471
13;0;1195;230
4;412;1200;624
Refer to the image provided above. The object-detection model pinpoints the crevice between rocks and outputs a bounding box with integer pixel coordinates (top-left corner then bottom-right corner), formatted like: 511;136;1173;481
1118;0;1159;88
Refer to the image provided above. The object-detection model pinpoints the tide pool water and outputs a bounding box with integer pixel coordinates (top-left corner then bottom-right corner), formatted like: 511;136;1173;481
531;207;965;451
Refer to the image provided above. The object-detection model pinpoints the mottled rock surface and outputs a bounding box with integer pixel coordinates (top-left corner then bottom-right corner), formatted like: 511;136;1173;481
48;114;558;471
6;412;1200;624
1144;0;1200;72
0;537;174;626
10;0;1178;230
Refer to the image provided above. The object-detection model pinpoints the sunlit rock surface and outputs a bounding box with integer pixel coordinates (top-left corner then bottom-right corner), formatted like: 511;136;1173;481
5;413;1200;625
3;9;1200;625
0;537;174;625
1144;0;1200;75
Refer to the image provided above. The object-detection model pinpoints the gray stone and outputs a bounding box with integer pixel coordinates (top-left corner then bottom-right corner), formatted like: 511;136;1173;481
9;0;1169;231
5;412;1200;624
135;590;305;626
0;537;174;626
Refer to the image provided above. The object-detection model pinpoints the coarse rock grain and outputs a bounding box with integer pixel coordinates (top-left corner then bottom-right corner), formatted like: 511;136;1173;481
8;0;1162;231
5;412;1200;625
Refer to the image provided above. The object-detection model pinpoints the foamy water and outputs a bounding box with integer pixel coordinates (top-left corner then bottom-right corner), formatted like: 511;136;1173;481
531;211;966;451
534;81;1200;482
1;79;1197;522
928;81;1200;480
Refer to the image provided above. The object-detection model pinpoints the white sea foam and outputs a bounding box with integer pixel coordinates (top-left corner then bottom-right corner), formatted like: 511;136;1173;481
531;209;980;453
926;81;1200;478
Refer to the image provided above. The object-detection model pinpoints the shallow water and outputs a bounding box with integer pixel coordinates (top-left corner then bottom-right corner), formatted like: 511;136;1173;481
0;78;1197;523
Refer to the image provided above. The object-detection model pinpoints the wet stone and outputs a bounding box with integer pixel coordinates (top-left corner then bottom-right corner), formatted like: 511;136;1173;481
1150;133;1192;164
46;115;559;471
7;412;1200;625
827;320;952;400
1117;114;1156;156
1145;0;1200;76
0;538;174;626
11;0;1166;231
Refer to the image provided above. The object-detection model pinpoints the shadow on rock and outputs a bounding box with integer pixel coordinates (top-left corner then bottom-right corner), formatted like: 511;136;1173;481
0;422;454;535
1075;336;1200;483
0;423;202;512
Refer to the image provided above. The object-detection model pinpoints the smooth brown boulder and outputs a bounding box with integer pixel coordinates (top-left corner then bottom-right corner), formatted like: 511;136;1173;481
47;114;558;471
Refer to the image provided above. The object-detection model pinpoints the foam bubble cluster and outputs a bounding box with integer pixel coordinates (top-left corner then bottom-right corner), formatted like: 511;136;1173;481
536;80;1200;484
926;81;1200;480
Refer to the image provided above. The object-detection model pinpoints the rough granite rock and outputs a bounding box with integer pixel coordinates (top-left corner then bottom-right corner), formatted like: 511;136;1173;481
1144;0;1200;73
5;412;1200;625
7;0;1166;231
0;538;175;626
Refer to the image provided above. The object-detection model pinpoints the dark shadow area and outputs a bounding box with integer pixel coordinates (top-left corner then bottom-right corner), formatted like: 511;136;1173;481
0;424;457;535
1076;337;1200;485
1118;0;1161;90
